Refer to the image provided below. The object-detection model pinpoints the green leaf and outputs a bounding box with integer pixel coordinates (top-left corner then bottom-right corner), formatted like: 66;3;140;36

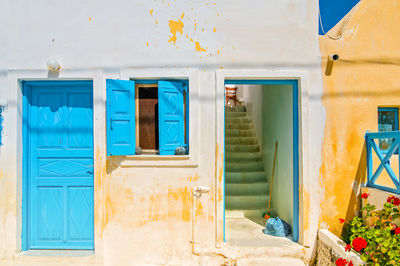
361;253;369;262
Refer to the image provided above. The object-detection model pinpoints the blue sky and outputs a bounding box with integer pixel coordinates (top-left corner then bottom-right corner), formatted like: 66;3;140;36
319;0;360;35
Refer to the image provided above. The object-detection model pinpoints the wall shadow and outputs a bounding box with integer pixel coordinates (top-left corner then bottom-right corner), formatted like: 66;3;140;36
341;141;367;236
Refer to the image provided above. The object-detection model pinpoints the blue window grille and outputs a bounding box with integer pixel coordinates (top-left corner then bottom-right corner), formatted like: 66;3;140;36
378;107;399;152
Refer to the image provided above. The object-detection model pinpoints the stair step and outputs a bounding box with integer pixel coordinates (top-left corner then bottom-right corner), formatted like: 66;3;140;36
225;182;269;196
225;117;251;124
225;209;269;218
225;129;255;137
236;258;305;266
226;137;257;145
225;123;253;130
225;111;246;117
226;152;261;161
225;195;268;210
225;106;246;112
225;145;259;152
226;161;264;172
225;172;267;183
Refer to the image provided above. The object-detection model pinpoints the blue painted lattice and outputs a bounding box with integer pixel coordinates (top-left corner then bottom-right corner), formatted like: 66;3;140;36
366;131;400;194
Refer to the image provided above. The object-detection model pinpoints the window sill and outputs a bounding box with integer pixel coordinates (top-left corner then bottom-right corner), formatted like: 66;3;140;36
117;155;198;168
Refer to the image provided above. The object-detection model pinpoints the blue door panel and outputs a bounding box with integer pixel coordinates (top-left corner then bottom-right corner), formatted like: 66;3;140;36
37;92;64;148
37;187;63;241
67;187;93;240
23;81;94;250
66;91;93;148
38;158;94;178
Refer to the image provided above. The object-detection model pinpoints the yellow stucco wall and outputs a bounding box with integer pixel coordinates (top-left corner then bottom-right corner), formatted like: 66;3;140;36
319;0;400;236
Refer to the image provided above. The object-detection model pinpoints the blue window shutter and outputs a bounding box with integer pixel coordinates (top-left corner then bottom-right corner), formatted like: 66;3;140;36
106;79;135;156
158;81;185;155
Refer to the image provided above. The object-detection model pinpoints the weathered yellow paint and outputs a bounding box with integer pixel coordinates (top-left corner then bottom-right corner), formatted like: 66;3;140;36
94;156;207;238
149;9;154;15
195;41;207;52
300;185;310;237
319;0;400;236
168;18;184;45
94;147;106;237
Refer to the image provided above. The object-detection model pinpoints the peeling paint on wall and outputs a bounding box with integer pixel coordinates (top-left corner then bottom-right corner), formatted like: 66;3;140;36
195;41;207;52
319;0;400;236
168;17;184;45
0;0;326;264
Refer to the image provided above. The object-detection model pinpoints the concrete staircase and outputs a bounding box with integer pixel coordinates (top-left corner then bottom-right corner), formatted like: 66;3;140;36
225;106;269;219
223;106;306;265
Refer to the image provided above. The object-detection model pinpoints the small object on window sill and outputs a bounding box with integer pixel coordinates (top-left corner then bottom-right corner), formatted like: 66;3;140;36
135;146;142;155
175;146;187;155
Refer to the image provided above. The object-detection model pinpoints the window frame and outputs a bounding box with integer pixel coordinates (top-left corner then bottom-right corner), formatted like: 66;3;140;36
134;80;189;156
118;68;199;167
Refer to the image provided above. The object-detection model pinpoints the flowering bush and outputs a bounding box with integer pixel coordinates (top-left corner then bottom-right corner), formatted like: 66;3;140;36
339;194;400;265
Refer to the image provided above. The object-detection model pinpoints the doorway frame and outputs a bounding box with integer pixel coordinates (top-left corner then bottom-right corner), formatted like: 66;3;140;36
215;70;310;247
6;69;105;254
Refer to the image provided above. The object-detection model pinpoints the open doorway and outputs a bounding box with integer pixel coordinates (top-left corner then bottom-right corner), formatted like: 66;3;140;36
224;80;299;245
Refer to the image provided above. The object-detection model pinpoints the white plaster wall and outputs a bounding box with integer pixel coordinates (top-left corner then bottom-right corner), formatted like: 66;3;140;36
0;0;326;264
262;84;293;227
242;85;263;148
1;0;318;70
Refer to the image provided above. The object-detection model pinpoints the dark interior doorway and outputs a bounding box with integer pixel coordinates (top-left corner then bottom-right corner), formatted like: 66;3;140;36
138;86;159;151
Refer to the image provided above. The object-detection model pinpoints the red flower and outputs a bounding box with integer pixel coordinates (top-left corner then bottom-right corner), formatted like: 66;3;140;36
361;193;369;199
395;227;400;235
348;261;354;266
387;196;400;206
339;218;345;224
335;258;348;266
352;237;368;252
345;244;352;252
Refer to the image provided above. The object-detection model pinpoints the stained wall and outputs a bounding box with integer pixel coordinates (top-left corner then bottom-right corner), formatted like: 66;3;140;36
319;0;400;236
0;0;325;264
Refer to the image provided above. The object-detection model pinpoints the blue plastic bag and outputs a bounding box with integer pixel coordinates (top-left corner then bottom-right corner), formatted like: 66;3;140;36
263;217;291;237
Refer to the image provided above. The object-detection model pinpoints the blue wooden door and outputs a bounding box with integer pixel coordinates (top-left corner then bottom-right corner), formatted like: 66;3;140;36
24;81;94;250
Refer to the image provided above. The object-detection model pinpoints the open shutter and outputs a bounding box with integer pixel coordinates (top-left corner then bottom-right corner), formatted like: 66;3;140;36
158;81;185;155
106;79;135;156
